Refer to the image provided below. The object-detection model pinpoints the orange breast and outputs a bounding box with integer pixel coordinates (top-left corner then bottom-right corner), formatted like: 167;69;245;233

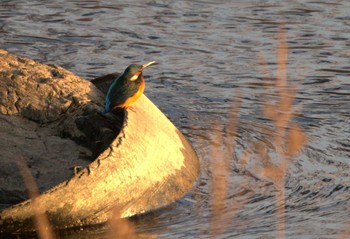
117;77;145;108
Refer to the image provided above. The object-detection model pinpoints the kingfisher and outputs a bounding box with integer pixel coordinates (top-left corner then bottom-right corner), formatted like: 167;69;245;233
104;61;157;113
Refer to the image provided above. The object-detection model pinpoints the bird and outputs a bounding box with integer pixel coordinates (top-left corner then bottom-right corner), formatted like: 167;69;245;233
104;61;157;113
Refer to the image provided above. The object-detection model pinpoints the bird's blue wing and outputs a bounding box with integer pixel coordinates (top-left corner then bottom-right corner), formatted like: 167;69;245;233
104;79;122;113
104;77;139;113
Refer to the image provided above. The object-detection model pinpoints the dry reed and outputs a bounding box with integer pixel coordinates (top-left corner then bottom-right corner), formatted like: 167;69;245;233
16;157;56;239
259;26;307;239
209;99;241;238
105;209;137;239
337;222;350;239
208;25;307;239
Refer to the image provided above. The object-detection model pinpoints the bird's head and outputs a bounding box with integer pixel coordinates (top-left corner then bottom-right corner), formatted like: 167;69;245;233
124;61;157;81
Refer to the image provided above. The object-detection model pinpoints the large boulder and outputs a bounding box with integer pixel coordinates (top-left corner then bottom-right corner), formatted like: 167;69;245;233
0;49;199;232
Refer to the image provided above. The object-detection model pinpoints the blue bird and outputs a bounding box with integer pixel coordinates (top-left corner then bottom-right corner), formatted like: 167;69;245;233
104;61;156;113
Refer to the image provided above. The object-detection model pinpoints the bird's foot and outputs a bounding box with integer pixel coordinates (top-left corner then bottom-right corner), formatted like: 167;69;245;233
126;106;136;112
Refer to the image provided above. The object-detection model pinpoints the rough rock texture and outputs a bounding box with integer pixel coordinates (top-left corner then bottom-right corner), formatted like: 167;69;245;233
0;49;121;206
0;49;199;233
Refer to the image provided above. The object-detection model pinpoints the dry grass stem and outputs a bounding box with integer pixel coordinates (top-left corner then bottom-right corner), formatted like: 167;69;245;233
276;26;288;90
208;42;308;236
210;123;229;237
209;99;242;238
337;221;350;239
258;26;307;239
16;157;56;239
105;208;137;239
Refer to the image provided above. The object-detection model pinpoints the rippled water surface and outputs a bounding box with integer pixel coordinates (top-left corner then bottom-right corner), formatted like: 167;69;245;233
1;0;350;238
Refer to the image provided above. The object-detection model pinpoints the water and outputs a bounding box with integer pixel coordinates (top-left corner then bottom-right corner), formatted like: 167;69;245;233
1;0;350;238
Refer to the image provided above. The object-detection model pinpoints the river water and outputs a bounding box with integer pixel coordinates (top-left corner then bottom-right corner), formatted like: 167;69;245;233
1;0;350;238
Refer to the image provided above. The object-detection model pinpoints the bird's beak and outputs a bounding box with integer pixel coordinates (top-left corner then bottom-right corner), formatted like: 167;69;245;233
142;61;157;70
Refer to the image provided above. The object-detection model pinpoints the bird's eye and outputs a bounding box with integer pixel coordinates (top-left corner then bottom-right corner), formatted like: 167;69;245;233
130;71;141;81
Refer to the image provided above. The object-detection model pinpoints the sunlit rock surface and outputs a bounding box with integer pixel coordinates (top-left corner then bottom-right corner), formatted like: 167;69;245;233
0;49;116;205
0;49;199;232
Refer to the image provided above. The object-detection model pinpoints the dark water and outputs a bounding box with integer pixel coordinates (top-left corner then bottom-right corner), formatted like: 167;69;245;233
1;0;350;238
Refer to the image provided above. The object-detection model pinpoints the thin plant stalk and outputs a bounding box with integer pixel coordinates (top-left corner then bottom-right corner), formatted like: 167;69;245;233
17;157;56;239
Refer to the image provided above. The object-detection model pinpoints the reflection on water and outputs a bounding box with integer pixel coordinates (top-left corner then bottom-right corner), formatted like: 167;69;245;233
1;0;350;238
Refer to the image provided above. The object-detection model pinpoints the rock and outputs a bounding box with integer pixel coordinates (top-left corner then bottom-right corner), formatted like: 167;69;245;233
0;49;199;232
0;49;113;206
